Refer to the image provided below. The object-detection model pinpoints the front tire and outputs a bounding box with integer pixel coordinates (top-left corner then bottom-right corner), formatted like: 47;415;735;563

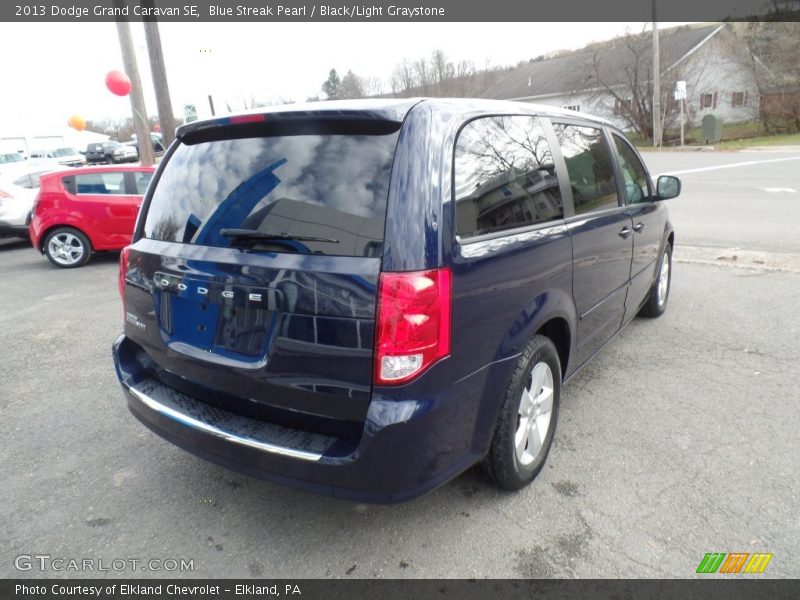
483;334;561;490
44;227;92;268
639;242;672;318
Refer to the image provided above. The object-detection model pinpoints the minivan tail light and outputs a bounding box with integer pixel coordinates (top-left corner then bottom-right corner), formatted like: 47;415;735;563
0;188;11;200
119;246;131;310
229;114;266;124
374;268;451;385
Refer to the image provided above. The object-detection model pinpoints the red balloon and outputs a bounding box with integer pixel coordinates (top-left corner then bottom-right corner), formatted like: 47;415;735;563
105;70;132;96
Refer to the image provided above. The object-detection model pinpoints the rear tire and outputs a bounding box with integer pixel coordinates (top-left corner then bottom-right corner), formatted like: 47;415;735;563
639;242;672;318
482;334;561;490
44;227;92;268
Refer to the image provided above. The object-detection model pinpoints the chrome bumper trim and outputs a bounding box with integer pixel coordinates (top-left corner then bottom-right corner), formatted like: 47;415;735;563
127;384;325;462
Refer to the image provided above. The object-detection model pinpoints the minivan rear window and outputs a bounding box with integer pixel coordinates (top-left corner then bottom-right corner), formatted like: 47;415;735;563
143;126;400;257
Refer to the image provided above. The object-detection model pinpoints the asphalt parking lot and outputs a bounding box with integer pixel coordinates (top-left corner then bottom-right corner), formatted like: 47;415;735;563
1;151;798;578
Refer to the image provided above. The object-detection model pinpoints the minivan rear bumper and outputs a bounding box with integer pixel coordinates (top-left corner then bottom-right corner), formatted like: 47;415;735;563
113;334;487;503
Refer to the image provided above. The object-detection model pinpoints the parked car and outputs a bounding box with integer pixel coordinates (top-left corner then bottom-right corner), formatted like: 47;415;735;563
29;164;154;267
29;147;87;167
112;143;139;163
0;166;55;236
0;152;25;165
113;99;680;502
125;134;166;158
0;152;28;178
86;141;139;164
85;141;118;164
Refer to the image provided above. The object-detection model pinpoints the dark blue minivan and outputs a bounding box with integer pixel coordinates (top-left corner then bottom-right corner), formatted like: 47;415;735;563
113;99;680;502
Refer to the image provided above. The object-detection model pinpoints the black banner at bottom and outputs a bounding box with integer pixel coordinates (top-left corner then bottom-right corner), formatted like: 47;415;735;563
3;579;800;600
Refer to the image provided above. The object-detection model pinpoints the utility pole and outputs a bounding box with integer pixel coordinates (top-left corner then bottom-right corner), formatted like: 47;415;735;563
199;47;216;116
142;3;176;148
115;13;155;165
652;8;661;147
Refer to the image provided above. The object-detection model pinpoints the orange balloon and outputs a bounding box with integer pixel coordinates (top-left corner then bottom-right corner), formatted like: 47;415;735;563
68;114;86;131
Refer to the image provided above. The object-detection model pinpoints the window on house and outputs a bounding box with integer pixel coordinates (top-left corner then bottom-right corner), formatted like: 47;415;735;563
563;105;580;112
700;93;714;109
732;91;747;107
614;98;633;115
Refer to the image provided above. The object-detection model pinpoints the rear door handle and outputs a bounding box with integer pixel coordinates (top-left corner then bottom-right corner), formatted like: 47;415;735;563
633;222;645;232
619;227;632;239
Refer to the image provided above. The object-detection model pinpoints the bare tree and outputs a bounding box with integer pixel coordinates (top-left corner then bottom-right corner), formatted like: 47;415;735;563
414;58;432;94
581;26;718;141
390;59;417;96
730;22;800;132
586;27;660;139
360;76;384;97
431;50;455;89
86;117;138;141
389;51;502;98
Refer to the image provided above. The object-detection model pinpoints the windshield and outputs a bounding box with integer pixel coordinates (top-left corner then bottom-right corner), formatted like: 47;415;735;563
0;153;24;163
143;127;400;257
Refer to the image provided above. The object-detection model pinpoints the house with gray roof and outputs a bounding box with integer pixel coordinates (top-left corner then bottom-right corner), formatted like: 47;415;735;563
482;24;762;139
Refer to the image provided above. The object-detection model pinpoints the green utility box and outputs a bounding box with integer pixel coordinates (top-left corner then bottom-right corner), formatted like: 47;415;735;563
702;115;723;144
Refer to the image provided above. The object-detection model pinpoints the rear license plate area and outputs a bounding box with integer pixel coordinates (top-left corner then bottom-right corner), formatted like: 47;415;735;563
154;272;278;358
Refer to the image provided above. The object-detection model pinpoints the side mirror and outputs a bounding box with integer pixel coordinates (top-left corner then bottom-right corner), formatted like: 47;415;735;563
656;175;681;200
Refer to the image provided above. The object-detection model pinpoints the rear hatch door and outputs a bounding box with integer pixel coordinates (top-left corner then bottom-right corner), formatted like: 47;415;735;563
122;113;402;433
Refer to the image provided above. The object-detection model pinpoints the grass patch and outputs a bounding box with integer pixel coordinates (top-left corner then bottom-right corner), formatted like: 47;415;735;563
712;132;800;149
629;120;800;150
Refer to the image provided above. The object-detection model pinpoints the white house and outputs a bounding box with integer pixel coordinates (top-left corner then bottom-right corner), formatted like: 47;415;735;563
483;24;762;136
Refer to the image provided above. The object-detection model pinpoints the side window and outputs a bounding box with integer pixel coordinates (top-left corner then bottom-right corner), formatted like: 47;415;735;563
75;172;125;195
552;124;619;215
30;172;50;189
133;171;153;195
612;134;652;204
454;115;563;238
62;176;76;194
12;175;32;188
12;172;48;189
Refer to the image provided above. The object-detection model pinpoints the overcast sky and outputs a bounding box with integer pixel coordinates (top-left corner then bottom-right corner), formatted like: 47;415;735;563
0;22;688;132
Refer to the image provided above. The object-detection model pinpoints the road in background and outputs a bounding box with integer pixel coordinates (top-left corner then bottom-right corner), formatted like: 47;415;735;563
1;152;798;578
642;150;800;255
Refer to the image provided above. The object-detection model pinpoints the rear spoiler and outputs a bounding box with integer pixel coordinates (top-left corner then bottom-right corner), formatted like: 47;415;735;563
177;109;407;145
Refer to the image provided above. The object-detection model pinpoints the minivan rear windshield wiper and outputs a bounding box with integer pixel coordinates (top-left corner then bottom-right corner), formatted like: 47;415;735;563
220;228;340;244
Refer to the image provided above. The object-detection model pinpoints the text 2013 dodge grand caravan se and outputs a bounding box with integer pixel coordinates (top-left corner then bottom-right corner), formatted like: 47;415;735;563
113;98;681;503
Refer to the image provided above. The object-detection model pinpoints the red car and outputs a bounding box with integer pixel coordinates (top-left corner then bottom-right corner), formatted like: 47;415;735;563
30;165;155;268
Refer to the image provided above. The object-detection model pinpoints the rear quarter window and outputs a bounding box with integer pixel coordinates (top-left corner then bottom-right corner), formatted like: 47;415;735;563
454;115;563;238
133;171;153;195
143;127;400;257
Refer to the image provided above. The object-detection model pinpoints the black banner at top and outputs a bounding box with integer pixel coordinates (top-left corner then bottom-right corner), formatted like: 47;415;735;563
3;0;800;22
